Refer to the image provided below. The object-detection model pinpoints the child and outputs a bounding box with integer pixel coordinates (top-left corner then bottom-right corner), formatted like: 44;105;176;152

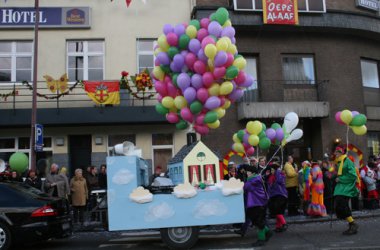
363;169;379;209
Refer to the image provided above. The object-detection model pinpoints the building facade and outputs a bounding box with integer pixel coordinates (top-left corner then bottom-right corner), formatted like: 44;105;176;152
194;0;380;163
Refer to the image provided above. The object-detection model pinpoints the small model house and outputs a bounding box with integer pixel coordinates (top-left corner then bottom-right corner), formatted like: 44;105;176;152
168;140;223;186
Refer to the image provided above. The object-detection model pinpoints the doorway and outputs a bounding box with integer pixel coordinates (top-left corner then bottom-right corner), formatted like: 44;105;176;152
69;135;92;177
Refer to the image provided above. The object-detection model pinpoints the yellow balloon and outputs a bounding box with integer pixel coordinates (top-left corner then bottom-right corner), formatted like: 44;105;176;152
205;44;217;59
216;39;228;51
233;57;247;70
161;96;174;109
227;44;237;55
246;120;262;135
223;99;231;109
222;19;232;27
248;134;259;146
352;125;367;135
153;66;165;81
232;142;244;153
207;59;214;72
340;109;353;125
215;107;226;118
223;37;232;46
207;120;220;129
186;25;197;39
157;34;169;51
233;133;240;143
208;83;220;96
220;81;233;95
174;96;187;109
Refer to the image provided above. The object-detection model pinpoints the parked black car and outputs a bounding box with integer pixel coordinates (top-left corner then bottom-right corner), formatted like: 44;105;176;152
0;181;72;250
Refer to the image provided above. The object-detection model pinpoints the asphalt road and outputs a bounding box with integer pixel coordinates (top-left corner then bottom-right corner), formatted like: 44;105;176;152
14;217;380;250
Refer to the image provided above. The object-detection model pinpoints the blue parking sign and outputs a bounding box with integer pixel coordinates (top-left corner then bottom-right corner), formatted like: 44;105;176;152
35;124;43;151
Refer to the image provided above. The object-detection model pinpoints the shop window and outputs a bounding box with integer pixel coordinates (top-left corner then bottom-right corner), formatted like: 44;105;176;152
282;55;315;84
361;59;379;88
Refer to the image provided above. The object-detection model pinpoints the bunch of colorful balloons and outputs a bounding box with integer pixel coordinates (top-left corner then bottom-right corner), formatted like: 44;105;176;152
231;112;303;155
335;109;367;135
153;7;254;135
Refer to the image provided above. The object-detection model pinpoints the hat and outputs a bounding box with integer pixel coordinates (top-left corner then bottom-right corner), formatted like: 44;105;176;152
302;160;311;167
228;161;235;165
334;146;345;154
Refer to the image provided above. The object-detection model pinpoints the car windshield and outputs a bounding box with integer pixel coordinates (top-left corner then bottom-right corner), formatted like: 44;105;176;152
9;182;50;199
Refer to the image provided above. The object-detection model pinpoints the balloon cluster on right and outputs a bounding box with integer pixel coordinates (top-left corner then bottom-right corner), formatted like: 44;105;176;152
231;112;304;155
335;109;367;135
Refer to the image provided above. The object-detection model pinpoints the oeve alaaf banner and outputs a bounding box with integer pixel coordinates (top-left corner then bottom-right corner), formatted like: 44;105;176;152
263;0;299;25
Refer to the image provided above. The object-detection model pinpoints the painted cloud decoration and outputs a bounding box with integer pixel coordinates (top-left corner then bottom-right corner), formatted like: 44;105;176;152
221;177;244;196
172;183;197;198
129;186;153;204
112;169;134;185
144;202;175;222
193;199;228;219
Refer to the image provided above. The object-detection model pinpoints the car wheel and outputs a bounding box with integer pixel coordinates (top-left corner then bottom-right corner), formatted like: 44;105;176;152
160;226;199;249
0;221;11;250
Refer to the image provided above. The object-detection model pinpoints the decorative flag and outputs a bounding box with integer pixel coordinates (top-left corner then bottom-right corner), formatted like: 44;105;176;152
126;0;132;7
83;81;120;105
262;0;298;25
43;74;68;93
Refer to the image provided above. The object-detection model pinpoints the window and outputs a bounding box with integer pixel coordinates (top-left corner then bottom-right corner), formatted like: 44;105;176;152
152;133;173;172
361;59;379;88
241;56;259;102
282;55;315;84
137;39;155;73
233;0;325;12
368;132;380;156
0;41;33;82
67;40;104;81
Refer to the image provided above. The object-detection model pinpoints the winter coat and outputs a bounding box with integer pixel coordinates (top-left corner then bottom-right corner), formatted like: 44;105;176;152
70;177;88;206
244;174;268;208
284;162;298;188
333;158;359;198
268;169;288;198
45;173;70;198
363;176;377;192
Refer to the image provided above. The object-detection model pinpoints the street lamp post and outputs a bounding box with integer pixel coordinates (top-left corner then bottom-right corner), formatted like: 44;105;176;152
30;0;39;172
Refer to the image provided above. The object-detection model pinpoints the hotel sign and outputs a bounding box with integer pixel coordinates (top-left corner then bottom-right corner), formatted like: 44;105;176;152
0;7;91;29
356;0;379;11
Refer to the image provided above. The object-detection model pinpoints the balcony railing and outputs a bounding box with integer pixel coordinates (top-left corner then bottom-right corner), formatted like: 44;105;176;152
0;81;158;110
240;80;329;103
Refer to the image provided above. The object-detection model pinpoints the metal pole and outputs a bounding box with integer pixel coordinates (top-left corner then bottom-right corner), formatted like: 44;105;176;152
30;0;39;172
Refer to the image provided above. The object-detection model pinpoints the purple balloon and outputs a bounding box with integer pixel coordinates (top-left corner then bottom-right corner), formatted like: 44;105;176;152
214;51;228;67
231;37;236;44
177;73;191;90
197;49;208;63
228;88;244;102
351;111;360;117
156;52;170;65
163;24;173;35
189;39;201;54
184;87;197;103
173;54;185;69
266;128;276;141
221;26;235;39
208;21;222;38
174;24;185;37
170;61;181;73
239;74;254;88
275;128;284;141
191;74;203;90
243;133;250;144
204;96;221;110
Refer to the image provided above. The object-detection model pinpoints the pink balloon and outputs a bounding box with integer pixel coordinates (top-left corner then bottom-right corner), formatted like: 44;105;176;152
164;76;171;83
166;112;179;124
224;53;234;68
202;72;214;88
185;52;197;70
194;124;209;135
157;94;163;102
194;60;207;74
197;28;209;42
246;147;255;156
213;67;226;79
195;114;205;125
234;71;246;85
201;36;216;49
243;142;250;149
200;18;210;29
219;96;226;107
167;82;177;98
154;81;168;96
154;58;160;66
197;88;209;103
180;107;194;123
166;32;178;47
335;111;344;125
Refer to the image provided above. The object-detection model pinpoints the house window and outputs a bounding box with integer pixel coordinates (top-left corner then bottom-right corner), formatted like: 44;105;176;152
367;132;380;156
137;39;155;73
241;56;259;102
67;40;104;81
361;59;379;88
282;55;315;84
152;133;173;172
0;41;33;82
233;0;325;12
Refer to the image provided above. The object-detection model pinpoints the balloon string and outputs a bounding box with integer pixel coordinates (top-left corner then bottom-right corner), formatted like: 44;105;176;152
264;145;282;168
346;125;349;153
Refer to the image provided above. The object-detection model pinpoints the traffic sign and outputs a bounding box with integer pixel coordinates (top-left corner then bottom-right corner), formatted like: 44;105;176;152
35;124;43;152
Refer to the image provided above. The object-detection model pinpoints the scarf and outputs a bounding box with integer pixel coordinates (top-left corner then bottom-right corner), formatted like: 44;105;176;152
335;154;347;176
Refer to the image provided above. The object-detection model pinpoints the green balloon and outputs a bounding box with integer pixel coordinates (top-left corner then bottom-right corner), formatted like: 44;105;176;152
261;123;267;131
216;7;229;25
350;114;367;127
172;73;179;87
237;130;245;141
190;101;203;114
179;34;190;50
9;152;29;174
210;13;217;22
259;138;271;150
155;103;169;115
189;19;201;30
204;111;218;123
234;54;243;59
271;123;281;130
258;131;266;139
160;64;171;74
168;46;179;59
176;120;188;130
226;66;239;79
